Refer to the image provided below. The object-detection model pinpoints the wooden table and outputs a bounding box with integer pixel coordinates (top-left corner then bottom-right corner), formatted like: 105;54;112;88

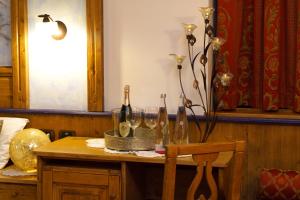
34;137;232;200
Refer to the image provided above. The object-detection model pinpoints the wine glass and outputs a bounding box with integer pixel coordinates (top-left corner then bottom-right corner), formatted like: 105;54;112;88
144;106;158;130
126;107;143;137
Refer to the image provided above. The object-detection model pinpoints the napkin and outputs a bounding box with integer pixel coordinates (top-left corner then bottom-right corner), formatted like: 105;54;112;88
86;138;105;148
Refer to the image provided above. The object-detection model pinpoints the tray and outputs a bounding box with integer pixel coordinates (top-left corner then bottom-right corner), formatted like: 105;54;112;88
104;128;155;151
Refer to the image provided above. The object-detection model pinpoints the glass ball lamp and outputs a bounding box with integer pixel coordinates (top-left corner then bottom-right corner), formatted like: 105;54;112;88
9;128;51;172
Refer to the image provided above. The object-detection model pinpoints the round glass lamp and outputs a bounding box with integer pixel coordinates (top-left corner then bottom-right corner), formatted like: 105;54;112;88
9;128;51;172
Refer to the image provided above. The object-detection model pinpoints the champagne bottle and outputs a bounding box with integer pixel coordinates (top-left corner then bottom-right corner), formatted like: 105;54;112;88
155;94;170;153
174;94;189;144
119;85;133;137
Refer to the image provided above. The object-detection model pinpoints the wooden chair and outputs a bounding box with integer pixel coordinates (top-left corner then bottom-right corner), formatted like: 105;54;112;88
162;141;246;200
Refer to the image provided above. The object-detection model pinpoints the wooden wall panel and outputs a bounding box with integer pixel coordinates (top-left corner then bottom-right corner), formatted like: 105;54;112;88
87;0;104;111
0;111;300;199
11;0;29;108
0;67;13;108
245;124;300;199
0;77;12;108
13;114;112;140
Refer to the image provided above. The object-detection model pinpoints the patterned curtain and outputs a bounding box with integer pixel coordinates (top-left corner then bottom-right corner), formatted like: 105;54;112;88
216;0;300;112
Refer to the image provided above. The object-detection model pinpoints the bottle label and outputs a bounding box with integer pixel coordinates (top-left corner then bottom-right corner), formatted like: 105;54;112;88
119;121;131;137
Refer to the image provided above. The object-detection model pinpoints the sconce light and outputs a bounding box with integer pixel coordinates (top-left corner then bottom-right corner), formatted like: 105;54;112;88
38;14;67;40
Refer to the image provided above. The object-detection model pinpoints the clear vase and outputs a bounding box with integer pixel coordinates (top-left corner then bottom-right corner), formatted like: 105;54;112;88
173;94;189;144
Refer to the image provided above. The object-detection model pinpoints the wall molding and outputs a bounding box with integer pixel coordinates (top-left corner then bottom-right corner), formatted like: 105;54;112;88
87;0;104;111
0;67;12;77
1;108;300;125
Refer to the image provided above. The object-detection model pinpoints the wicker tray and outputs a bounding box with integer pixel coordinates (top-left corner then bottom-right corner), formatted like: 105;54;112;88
104;128;155;151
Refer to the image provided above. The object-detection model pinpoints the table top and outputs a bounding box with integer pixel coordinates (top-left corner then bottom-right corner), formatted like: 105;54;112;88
34;137;232;167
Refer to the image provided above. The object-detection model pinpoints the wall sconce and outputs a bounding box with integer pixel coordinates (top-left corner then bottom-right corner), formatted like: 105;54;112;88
38;14;67;40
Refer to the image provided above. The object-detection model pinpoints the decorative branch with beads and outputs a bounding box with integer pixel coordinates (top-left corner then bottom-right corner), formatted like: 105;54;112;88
170;7;233;142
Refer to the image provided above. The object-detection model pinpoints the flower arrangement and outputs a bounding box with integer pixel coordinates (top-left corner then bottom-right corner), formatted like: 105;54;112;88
170;7;233;142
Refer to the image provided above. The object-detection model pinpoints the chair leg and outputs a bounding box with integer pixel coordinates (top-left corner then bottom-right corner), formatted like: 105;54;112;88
162;157;177;200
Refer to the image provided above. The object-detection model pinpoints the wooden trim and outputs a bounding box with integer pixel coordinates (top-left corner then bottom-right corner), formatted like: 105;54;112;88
217;109;300;120
0;108;111;116
86;0;104;111
0;67;12;77
11;0;29;109
3;108;300;125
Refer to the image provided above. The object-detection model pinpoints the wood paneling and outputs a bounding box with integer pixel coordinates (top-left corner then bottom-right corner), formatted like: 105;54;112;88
0;67;13;77
244;124;300;199
87;0;104;111
0;67;13;108
1;111;300;199
11;0;29;108
25;114;112;139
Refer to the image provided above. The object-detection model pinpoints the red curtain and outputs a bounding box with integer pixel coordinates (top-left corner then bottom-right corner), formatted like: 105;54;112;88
216;0;300;112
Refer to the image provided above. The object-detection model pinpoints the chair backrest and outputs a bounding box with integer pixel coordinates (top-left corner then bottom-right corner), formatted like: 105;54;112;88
162;141;246;200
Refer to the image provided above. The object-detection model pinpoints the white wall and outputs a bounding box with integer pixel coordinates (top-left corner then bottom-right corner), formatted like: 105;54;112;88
26;0;212;113
28;0;87;110
0;0;11;66
104;0;210;113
